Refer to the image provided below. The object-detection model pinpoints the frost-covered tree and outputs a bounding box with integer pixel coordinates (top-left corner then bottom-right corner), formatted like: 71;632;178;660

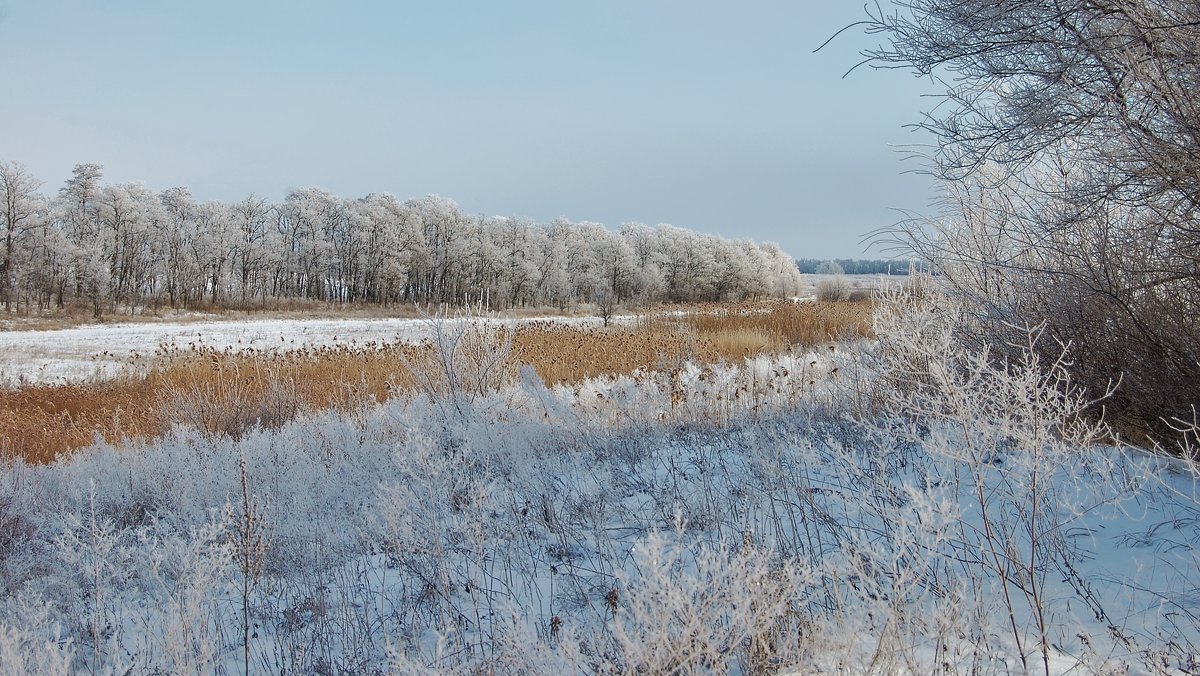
350;193;408;305
862;0;1200;444
816;260;844;276
760;242;804;297
97;183;161;312
548;219;606;307
0;161;44;312
491;216;541;308
229;195;272;306
593;226;639;302
190;201;237;306
405;195;470;304
56;163;107;318
157;187;201;308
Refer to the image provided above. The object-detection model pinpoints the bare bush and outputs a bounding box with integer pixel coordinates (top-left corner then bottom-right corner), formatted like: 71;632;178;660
860;0;1200;448
402;307;516;421
814;275;851;302
594;286;619;327
160;359;304;440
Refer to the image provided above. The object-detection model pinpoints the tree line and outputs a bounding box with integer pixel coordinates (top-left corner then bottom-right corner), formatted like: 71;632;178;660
793;258;929;275
0;162;805;317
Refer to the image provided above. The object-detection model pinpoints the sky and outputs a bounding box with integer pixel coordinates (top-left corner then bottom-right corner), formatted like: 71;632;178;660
0;1;937;260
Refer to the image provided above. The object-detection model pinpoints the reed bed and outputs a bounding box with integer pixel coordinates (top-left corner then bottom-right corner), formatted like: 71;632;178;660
682;298;874;353
512;320;718;384
0;299;873;462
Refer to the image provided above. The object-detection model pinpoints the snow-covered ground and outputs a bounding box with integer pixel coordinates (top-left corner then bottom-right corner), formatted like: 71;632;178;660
0;314;621;387
797;271;902;296
1;312;1197;674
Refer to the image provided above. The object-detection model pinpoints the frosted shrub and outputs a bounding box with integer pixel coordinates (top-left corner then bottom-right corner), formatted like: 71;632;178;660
404;307;516;424
53;485;131;673
0;600;73;676
1165;405;1200;463
602;529;812;674
0;463;37;584
864;287;1139;673
387;613;589;675
815;274;852;302
135;516;233;673
373;427;509;658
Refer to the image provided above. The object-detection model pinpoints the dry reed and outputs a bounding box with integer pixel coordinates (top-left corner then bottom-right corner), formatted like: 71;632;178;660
0;299;873;462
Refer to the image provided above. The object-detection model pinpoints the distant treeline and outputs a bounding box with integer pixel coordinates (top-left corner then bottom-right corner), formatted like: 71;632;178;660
0;161;806;317
794;258;929;275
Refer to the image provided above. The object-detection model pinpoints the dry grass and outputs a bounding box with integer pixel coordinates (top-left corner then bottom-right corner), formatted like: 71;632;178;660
0;380;160;464
0;299;873;463
512;319;718;385
682;298;874;357
0;344;429;463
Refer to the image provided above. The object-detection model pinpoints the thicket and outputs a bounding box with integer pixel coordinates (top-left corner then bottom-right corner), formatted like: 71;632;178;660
0;163;803;317
860;0;1200;449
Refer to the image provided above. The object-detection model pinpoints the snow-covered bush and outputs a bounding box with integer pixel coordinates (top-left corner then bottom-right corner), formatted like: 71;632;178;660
601;527;813;674
814;274;851;302
0;600;74;676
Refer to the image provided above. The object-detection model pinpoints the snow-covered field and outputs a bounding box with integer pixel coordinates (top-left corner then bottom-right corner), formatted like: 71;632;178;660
1;304;1197;674
0;314;620;387
0;285;883;387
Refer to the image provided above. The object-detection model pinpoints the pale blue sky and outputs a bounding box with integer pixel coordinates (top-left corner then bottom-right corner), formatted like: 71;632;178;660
0;1;934;259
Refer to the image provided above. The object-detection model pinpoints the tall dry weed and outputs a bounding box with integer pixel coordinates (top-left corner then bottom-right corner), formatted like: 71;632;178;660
1;299;873;461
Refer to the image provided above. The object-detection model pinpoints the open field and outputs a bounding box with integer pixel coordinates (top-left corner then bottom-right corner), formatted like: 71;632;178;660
0;313;597;387
0;300;873;462
0;293;1195;674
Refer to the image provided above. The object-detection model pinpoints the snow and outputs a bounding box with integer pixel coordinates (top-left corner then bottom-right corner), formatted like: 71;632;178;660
0;314;1197;673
